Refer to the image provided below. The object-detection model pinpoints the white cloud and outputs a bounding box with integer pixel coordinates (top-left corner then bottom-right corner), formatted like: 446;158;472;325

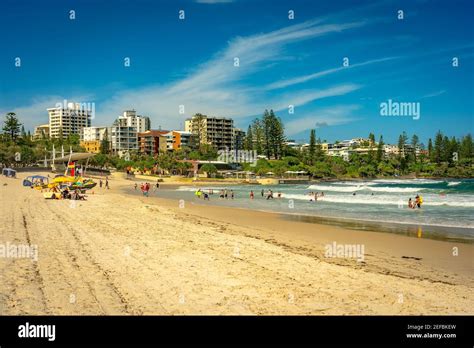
265;57;397;90
419;90;446;99
98;18;366;129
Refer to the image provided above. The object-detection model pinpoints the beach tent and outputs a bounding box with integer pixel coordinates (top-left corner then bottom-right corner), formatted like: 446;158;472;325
23;175;49;187
2;168;16;177
266;172;275;175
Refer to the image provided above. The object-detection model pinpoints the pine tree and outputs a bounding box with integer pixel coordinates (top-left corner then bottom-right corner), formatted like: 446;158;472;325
434;131;443;163
449;136;459;164
411;134;419;162
308;129;316;165
442;136;451;162
398;131;407;158
368;133;375;146
262;110;272;158
428;138;434;161
376;135;384;162
367;133;375;163
2;112;22;143
252;119;263;155
191;113;206;148
269;110;285;159
459;134;473;160
100;129;110;154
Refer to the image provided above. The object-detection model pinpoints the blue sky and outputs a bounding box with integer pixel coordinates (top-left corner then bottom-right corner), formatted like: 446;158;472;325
0;0;473;145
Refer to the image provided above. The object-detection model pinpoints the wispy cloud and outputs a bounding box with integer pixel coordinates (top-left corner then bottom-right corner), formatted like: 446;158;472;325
98;18;366;129
419;90;446;99
265;57;397;90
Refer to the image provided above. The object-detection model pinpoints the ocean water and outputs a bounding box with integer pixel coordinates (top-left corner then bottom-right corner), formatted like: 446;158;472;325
157;179;474;241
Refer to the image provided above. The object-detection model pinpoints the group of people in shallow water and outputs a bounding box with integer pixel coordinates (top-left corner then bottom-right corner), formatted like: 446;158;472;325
308;191;324;202
134;180;160;196
256;189;283;200
192;188;425;210
194;188;287;201
408;194;423;209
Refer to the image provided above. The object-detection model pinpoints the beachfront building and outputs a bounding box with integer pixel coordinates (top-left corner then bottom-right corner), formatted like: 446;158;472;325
185;115;234;150
383;144;400;157
164;131;193;151
80;126;109;154
327;147;352;161
138;130;168;155
118;110;150;133
32;124;50;141
81;126;108;141
232;128;246;151
81;140;101;153
285;140;300;150
110;110;151;157
47;102;92;138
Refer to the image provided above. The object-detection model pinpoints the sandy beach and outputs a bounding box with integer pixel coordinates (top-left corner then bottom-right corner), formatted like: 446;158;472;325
1;172;472;315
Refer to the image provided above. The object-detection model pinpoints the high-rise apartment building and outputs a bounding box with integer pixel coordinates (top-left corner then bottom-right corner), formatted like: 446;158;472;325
47;102;92;138
184;115;235;150
164;131;193;151
110;110;151;157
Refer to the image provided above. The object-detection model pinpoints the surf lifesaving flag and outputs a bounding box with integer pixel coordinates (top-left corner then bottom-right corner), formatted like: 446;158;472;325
68;161;76;177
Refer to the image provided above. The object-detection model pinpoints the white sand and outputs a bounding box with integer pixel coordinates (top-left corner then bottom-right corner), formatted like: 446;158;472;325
0;173;472;315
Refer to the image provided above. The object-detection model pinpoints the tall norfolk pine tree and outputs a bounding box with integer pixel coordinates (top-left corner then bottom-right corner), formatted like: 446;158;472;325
2;112;22;143
376;135;384;162
308;129;316;165
253;109;285;159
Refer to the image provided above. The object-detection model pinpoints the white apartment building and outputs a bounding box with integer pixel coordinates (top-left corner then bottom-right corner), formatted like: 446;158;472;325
47;102;92;138
383;144;400;156
81;126;109;141
119;110;150;133
110;110;151;157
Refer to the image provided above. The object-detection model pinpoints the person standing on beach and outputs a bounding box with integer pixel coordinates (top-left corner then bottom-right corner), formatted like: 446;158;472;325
105;178;109;189
250;190;254;199
224;189;228;199
99;179;103;188
231;190;234;199
261;189;264;197
134;183;137;190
